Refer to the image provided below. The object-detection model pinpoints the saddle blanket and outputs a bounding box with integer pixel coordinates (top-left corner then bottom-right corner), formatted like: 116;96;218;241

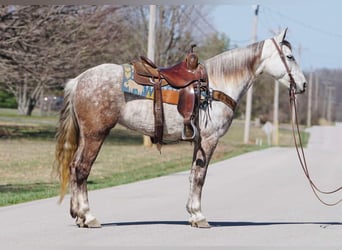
122;64;179;105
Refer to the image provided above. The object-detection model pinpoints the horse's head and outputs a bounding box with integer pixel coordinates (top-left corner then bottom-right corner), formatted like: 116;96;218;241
259;28;307;94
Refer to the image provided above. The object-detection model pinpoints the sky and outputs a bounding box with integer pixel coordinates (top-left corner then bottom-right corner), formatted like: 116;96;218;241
3;0;341;71
211;1;342;71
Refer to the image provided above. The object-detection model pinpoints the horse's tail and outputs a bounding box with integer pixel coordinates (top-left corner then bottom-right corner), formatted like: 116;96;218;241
54;78;79;203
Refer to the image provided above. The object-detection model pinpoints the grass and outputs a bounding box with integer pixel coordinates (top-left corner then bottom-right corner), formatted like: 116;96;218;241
0;108;308;206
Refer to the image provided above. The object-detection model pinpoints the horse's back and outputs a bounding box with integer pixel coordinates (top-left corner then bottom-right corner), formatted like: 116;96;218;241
75;63;123;86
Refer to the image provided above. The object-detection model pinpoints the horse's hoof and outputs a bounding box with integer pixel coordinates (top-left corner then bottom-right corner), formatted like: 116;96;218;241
190;219;211;228
76;217;85;228
85;218;102;228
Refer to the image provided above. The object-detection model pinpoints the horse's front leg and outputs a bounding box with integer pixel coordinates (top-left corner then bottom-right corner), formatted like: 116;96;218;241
186;136;218;228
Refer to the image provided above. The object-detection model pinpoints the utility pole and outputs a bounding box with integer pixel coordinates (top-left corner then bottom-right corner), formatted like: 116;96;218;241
244;4;259;144
322;84;327;119
272;80;279;145
147;5;156;63
314;74;319;113
144;5;157;147
306;70;313;127
327;86;334;122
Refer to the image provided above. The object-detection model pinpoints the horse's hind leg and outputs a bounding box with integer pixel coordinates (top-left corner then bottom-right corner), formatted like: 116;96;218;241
69;130;110;228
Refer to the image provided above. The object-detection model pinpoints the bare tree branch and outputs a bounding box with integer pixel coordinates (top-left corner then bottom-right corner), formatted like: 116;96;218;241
0;5;215;115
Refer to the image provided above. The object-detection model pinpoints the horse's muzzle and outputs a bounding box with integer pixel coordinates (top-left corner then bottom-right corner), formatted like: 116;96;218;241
298;82;307;94
295;82;306;94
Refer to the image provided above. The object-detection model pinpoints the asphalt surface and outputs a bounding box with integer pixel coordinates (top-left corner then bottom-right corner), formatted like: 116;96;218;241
1;124;342;249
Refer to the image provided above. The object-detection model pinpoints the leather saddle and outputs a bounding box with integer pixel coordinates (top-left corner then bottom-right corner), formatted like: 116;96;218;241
134;53;207;88
132;45;208;149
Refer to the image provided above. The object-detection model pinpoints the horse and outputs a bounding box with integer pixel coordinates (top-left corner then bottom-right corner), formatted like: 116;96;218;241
54;29;306;228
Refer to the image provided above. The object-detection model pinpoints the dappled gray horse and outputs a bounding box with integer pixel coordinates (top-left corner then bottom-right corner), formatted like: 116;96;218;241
55;29;306;228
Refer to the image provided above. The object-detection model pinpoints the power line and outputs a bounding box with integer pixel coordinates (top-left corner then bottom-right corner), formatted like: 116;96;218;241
182;7;209;39
263;6;342;39
194;7;219;34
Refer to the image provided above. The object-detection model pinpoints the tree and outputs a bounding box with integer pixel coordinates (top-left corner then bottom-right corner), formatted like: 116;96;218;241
0;89;16;108
197;32;230;60
0;6;126;115
302;69;342;123
0;5;223;115
126;6;214;66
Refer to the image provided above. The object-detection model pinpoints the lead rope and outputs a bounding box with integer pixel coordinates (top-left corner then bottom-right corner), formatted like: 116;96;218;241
289;87;342;206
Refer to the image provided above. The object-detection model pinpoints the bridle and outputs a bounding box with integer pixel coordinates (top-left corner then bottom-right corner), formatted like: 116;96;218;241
271;38;342;206
271;38;297;95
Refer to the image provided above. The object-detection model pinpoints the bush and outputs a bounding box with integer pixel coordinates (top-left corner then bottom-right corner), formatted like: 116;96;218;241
0;90;17;108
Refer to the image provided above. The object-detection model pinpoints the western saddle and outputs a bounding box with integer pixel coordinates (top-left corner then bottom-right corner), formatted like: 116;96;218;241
132;45;209;149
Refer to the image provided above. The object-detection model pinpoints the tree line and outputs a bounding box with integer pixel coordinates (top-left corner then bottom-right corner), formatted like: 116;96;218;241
1;5;340;124
0;5;228;115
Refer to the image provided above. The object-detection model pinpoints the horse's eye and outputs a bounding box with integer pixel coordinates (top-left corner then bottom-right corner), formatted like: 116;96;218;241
287;55;295;61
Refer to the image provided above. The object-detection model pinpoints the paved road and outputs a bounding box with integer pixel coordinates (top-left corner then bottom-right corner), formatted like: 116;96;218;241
1;124;342;249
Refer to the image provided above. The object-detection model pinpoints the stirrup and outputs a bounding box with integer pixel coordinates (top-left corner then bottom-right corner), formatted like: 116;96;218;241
182;119;198;141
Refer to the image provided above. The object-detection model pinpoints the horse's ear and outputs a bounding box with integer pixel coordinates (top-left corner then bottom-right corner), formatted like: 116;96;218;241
277;28;288;42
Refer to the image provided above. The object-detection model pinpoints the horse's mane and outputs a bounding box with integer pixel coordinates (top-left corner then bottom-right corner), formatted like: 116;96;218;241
205;41;264;85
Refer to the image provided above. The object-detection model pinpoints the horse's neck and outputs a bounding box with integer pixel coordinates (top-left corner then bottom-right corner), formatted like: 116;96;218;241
205;41;264;102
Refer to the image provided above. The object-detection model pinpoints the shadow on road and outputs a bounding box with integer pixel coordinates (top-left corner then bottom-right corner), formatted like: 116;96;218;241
102;220;342;228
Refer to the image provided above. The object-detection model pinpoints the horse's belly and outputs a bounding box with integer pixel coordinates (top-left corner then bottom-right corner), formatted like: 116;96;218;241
118;98;183;141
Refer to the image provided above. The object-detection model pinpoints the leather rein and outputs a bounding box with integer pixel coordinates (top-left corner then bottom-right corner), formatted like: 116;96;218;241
271;38;342;206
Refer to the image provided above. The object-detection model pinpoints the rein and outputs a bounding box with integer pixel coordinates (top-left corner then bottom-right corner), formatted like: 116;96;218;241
272;38;342;206
289;90;342;206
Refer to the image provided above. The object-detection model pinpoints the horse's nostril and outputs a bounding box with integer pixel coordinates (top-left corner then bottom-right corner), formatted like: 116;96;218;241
299;82;307;94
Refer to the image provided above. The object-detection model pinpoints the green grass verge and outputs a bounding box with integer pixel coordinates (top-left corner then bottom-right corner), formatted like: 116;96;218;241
0;108;309;207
